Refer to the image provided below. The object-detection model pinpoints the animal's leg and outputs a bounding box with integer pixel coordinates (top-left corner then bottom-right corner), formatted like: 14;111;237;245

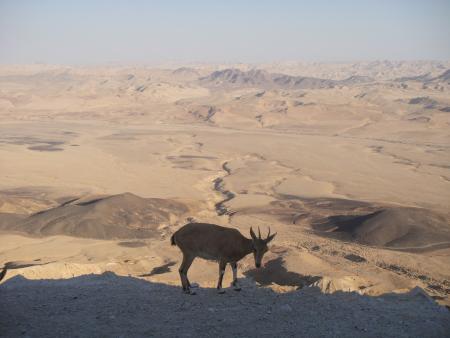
230;262;241;291
217;260;227;294
185;256;196;289
179;254;195;294
178;254;188;290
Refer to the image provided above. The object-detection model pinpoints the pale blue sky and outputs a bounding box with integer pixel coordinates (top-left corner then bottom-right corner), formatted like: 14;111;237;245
1;0;449;64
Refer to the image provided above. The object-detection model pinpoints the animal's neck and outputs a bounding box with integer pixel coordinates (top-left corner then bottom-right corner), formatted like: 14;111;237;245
242;237;254;256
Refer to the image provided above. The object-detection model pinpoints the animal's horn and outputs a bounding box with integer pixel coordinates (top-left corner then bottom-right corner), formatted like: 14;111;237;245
265;227;277;243
258;227;261;239
250;227;257;240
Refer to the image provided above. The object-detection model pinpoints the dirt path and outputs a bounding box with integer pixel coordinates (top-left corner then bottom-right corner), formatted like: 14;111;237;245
1;273;449;337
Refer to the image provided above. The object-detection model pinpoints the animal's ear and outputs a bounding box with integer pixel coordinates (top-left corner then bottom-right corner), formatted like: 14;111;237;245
250;227;257;240
265;232;277;244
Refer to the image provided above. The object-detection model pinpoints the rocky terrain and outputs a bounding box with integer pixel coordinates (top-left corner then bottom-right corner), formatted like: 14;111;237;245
1;273;449;337
1;61;449;336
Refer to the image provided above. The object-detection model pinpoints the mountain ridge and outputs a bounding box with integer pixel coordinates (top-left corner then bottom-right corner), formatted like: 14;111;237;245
199;68;374;89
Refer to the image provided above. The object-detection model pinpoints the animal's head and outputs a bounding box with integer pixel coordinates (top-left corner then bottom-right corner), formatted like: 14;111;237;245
250;227;276;268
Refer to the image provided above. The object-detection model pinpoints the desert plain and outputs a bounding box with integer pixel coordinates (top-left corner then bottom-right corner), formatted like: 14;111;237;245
1;61;450;336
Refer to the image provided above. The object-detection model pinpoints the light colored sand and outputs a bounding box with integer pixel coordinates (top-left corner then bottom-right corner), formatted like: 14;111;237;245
0;63;449;334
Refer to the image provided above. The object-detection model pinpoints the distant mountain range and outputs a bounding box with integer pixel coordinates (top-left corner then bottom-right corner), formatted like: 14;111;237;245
395;69;450;84
199;68;374;90
172;67;200;77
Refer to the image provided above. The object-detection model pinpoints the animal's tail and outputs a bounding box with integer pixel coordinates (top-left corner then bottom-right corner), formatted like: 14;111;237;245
170;234;176;246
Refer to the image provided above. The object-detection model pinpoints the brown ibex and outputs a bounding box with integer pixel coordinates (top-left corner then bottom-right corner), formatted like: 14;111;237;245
171;222;276;294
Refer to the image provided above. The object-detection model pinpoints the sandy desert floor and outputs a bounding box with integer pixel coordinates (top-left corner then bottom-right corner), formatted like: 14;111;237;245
0;61;449;336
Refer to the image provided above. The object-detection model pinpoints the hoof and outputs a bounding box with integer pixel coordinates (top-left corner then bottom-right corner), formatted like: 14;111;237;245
233;287;242;292
183;288;196;295
217;289;226;294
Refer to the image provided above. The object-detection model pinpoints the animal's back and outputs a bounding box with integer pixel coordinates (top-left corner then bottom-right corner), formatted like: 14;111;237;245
171;223;243;260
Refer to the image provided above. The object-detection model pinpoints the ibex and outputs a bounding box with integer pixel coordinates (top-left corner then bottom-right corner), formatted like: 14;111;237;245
171;222;276;294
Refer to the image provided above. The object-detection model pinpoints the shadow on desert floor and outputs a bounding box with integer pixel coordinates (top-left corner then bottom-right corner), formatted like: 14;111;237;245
244;257;322;288
1;272;449;337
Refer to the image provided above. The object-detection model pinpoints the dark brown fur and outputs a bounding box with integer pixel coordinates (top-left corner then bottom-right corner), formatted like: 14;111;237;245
171;222;276;294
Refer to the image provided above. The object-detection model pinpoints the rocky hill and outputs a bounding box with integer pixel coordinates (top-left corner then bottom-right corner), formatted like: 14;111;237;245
0;193;189;239
199;68;374;89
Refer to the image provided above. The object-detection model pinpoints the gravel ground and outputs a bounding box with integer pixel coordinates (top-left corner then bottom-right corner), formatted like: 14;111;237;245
1;273;449;338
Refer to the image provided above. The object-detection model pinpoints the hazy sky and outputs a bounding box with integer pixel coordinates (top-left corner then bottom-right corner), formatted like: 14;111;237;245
1;0;449;64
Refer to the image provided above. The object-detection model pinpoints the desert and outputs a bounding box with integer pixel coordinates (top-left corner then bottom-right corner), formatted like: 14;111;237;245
0;60;449;336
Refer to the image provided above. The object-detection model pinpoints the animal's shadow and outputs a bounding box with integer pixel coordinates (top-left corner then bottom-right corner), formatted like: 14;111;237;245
244;257;321;288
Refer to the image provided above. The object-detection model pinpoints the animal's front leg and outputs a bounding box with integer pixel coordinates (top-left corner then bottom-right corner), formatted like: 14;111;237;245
230;262;241;291
217;260;227;294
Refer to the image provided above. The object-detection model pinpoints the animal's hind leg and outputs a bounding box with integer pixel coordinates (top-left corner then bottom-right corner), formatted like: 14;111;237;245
185;257;196;288
178;254;189;291
179;254;195;294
